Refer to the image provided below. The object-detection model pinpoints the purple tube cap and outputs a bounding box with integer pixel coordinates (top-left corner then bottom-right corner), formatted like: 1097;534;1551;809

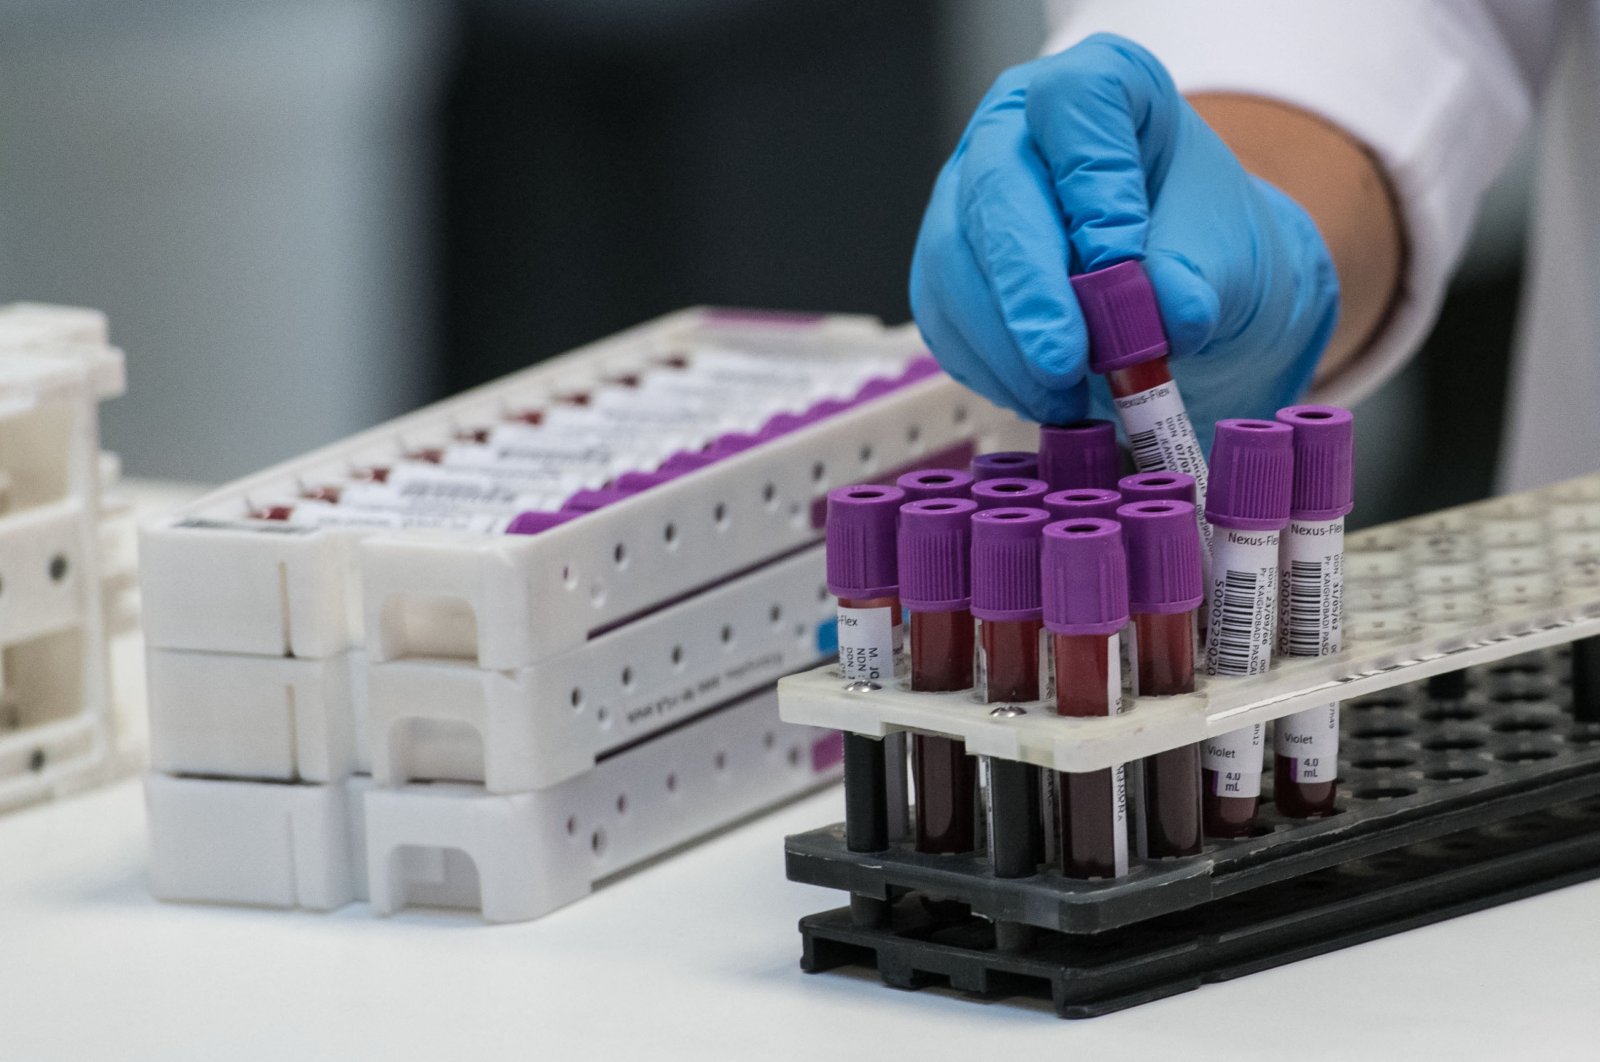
1119;470;1196;506
971;477;1050;511
1038;419;1120;492
505;510;579;535
563;487;636;513
970;506;1050;622
756;411;809;440
1119;500;1204;614
971;450;1040;482
1043;487;1123;522
1277;404;1355;521
826;484;905;599
900;355;943;381
896;467;975;503
1042;518;1129;636
1071;261;1170;375
705;431;760;458
1205;419;1294;531
611;470;678;492
657;450;719;475
898;497;978;612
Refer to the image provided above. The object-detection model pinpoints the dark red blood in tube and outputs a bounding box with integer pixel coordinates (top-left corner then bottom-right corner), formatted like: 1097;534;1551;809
910;609;976;854
454;427;492;444
982;617;1045;862
507;409;543;425
1055;632;1120;878
1201;783;1258;839
301;485;342;503
1133;610;1203;858
983;618;1042;703
1274;754;1338;818
1106;356;1173;400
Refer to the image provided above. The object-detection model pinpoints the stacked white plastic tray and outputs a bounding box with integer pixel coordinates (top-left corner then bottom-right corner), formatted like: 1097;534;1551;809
141;307;1031;922
779;473;1600;773
0;304;134;813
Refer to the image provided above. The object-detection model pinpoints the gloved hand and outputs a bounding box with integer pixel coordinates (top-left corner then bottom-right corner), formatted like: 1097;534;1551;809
910;33;1339;437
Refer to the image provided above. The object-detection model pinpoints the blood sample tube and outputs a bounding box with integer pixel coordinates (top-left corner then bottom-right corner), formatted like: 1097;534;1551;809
971;506;1052;879
1119;500;1205;858
896;468;975;503
1273;405;1355;818
1038;419;1121;492
1201;419;1294;838
899;498;980;854
1043;488;1122;522
972;451;1039;482
1042;518;1131;878
1073;262;1209;495
1119;471;1197;507
971;477;1050;512
825;484;910;898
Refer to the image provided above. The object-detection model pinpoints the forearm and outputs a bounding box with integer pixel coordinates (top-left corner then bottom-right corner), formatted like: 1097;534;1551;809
1190;93;1404;382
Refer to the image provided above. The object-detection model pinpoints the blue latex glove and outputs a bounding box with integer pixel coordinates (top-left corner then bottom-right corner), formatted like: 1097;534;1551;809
910;33;1339;441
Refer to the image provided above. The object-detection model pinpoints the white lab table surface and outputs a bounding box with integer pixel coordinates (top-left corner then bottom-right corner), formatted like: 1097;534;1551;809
2;484;1598;1060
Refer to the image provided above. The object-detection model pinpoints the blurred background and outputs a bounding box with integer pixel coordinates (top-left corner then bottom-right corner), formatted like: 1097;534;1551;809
0;0;1529;528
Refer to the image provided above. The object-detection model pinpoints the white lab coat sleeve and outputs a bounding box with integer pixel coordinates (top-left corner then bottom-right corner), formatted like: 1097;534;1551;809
1042;0;1557;408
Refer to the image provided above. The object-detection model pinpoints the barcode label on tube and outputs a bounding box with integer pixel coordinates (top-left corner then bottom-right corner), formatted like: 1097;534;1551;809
1279;518;1345;658
1202;724;1263;797
837;606;897;684
1111;381;1209;490
1205;530;1280;677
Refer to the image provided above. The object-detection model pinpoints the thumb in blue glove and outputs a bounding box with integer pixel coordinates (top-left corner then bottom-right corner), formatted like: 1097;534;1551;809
909;33;1339;444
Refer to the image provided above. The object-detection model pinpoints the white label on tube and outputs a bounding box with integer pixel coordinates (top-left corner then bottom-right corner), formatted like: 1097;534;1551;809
338;478;560;514
1274;704;1339;782
1110;762;1130;877
837;606;897;685
1112;380;1210;493
282;503;510;534
1279;518;1345;657
1205;529;1281;677
1202;724;1263;797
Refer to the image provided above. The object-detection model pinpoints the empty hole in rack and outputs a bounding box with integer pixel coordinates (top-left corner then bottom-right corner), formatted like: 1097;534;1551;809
1354;785;1416;801
788;745;802;766
49;555;68;582
565;815;577;836
1497;748;1557;763
769;604;782;625
763;731;776;749
591;829;606;855
720;624;733;645
1425;766;1486;782
762;482;777;508
28;748;44;771
812;461;826;483
714;751;728;770
666;773;678;793
1352;724;1413;740
613;543;627;567
615;794;627;815
817;584;830;602
1492;689;1551;703
859;443;873;465
1493;717;1554;734
663;523;678;546
953;405;968;424
562;564;576;589
906;424;921;445
596;706;609;726
569;687;583;710
1422;706;1478;723
1422;736;1484;752
620;666;633;688
1350;756;1414;770
671;645;684;668
713;502;729;528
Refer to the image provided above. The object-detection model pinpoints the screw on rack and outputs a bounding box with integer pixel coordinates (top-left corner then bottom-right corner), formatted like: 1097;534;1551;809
844;680;882;693
989;704;1028;718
